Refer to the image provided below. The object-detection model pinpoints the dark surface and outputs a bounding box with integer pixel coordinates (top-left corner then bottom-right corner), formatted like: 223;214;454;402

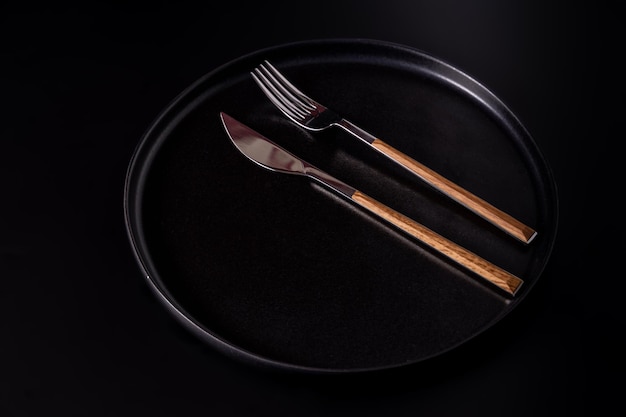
1;2;618;416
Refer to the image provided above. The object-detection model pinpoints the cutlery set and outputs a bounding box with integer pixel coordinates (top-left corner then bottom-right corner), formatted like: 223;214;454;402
221;61;537;297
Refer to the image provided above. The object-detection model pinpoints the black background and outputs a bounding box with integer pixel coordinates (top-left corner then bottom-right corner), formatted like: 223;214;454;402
1;1;619;416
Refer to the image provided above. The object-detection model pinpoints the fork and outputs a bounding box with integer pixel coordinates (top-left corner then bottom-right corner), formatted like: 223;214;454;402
251;60;537;244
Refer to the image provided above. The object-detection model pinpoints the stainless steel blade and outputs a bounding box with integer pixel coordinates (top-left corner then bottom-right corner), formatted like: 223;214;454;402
220;112;356;197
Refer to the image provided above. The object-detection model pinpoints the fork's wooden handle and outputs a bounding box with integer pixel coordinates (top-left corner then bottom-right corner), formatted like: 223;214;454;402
370;139;537;244
351;190;523;296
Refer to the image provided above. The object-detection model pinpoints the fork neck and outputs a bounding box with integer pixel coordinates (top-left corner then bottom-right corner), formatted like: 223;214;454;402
336;119;377;145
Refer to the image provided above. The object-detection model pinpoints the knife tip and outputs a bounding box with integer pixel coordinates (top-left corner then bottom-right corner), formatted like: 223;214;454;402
219;111;231;127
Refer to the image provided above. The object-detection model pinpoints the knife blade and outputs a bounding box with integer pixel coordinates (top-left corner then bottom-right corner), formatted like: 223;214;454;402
219;112;523;296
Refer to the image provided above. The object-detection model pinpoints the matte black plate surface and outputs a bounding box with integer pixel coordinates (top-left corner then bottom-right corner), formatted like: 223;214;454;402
124;39;558;373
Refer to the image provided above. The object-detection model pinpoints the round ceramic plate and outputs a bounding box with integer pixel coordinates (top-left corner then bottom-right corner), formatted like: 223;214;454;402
124;39;558;373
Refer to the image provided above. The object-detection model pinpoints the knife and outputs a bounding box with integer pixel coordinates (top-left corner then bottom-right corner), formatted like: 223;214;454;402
220;112;523;296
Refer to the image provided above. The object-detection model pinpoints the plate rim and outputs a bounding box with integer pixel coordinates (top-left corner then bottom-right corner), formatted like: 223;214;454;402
123;37;559;373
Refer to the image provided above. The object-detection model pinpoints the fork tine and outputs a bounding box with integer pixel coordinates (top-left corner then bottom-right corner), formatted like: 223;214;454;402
257;64;313;112
260;61;318;110
251;69;308;120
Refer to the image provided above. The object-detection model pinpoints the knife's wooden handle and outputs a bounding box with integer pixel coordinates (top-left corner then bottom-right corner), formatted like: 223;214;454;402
370;139;537;244
351;190;523;296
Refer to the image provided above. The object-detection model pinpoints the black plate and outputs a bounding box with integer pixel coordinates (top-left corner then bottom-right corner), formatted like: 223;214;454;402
124;39;558;373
